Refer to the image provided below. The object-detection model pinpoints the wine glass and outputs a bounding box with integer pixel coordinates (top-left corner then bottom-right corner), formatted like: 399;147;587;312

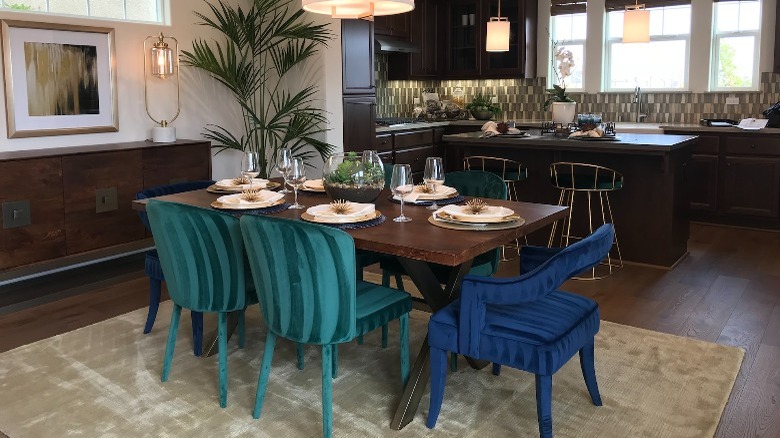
241;152;260;190
390;164;413;223
277;147;293;194
424;157;445;211
286;157;306;210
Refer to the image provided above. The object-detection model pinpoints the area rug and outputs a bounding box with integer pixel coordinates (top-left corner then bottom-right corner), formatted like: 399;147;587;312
0;301;743;438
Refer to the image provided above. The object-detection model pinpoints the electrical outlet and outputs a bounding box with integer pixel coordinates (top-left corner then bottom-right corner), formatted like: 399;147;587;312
413;97;420;105
491;96;498;104
725;97;739;105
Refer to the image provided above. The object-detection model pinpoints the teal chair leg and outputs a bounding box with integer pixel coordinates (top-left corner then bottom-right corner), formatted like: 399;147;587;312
253;331;276;419
161;304;182;382
357;335;364;345
450;352;457;372
400;313;410;386
296;343;305;370
381;325;389;348
238;310;246;349
321;344;333;438
332;344;339;379
218;312;229;408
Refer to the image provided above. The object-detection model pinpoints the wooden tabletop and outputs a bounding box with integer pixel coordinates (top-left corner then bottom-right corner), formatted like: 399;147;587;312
133;188;568;266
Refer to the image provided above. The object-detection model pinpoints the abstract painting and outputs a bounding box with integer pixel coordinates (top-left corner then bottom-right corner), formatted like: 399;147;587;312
2;20;118;138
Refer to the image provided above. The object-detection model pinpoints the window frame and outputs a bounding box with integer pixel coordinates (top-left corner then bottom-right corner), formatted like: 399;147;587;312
548;12;587;92
709;1;761;92
603;5;692;92
0;0;165;25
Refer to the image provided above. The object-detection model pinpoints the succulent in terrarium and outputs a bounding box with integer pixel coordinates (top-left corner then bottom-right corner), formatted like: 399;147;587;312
322;151;385;203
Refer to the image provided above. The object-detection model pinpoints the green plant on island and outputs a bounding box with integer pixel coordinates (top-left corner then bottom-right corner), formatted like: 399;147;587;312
465;94;501;117
181;0;335;178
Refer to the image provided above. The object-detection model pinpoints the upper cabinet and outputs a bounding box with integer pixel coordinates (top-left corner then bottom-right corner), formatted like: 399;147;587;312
374;13;410;38
342;19;375;95
443;0;536;78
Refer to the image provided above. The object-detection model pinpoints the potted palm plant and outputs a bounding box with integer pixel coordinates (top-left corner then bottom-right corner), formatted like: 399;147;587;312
182;0;335;177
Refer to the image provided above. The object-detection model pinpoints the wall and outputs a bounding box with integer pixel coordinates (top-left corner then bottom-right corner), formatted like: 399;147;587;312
377;0;779;124
0;0;343;179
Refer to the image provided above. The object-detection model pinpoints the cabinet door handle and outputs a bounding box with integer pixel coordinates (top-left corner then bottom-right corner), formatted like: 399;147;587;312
750;144;756;149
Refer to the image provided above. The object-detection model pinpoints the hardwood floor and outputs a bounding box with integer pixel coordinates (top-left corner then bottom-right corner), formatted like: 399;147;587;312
0;223;777;437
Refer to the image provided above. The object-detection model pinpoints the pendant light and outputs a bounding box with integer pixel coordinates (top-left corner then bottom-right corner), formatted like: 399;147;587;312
623;1;650;43
486;0;509;52
302;0;414;19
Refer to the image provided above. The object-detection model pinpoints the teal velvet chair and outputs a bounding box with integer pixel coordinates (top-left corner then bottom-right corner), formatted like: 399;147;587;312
146;200;256;408
240;215;411;438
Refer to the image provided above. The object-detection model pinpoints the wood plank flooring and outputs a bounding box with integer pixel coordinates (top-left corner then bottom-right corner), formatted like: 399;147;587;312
0;223;778;438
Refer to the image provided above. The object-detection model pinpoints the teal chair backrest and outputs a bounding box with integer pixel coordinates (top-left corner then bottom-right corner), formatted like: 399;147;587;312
240;215;357;345
445;170;508;200
383;163;394;188
146;200;249;313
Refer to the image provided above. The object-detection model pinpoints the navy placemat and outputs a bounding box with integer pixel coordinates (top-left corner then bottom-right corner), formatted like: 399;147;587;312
388;195;465;207
213;202;292;216
310;214;386;230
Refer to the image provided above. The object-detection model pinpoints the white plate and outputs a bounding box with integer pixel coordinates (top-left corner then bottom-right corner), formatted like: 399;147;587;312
301;210;381;224
435;204;516;223
214;178;269;190
393;185;458;201
305;202;376;222
212;191;284;209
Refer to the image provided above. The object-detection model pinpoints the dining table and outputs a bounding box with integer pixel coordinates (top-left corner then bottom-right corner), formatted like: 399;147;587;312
131;183;568;430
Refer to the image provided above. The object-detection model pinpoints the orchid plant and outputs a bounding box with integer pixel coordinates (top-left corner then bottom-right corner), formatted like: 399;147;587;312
543;41;576;110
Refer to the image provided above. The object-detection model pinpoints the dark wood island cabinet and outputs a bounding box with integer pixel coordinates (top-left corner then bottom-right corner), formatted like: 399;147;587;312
443;131;697;268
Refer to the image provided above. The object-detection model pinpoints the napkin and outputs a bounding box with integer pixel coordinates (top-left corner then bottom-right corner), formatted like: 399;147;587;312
215;178;269;190
303;179;325;190
216;190;283;206
480;121;524;138
393;184;457;201
436;204;515;221
306;202;375;219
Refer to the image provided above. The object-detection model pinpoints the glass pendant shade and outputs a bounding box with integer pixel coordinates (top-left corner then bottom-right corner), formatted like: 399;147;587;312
623;7;650;43
151;41;174;78
486;18;510;52
302;0;414;18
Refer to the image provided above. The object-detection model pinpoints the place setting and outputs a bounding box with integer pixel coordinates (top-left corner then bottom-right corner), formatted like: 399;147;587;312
301;200;385;229
210;152;289;213
429;198;525;231
390;157;464;209
207;152;281;194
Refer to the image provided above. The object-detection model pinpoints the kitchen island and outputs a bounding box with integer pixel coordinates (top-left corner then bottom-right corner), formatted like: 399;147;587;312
443;131;698;268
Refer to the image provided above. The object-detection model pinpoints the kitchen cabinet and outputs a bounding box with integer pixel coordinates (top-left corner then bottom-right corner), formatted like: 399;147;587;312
374;13;409;38
387;0;440;80
341;19;375;95
343;96;377;153
689;155;719;212
371;126;447;180
722;156;780;218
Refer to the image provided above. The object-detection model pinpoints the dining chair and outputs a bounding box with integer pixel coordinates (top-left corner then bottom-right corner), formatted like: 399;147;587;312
135;180;214;356
239;215;411;438
426;224;615;438
146;200;256;408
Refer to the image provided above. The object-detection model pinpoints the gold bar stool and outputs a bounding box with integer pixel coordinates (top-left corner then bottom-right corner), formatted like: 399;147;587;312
549;162;623;279
464;156;528;259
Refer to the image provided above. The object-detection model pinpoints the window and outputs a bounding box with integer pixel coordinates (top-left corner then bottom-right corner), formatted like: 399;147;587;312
604;5;691;91
2;0;164;24
549;13;586;90
711;1;760;90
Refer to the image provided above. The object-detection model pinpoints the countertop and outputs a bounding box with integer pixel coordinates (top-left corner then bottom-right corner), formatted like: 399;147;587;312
442;130;697;155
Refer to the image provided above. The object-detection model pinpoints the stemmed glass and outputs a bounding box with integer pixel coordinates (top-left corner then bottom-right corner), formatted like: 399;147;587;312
424;157;445;211
390;164;413;223
277;147;293;194
241;152;260;190
285;157;306;210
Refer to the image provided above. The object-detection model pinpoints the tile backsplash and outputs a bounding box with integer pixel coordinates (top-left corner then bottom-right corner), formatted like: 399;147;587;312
375;54;780;123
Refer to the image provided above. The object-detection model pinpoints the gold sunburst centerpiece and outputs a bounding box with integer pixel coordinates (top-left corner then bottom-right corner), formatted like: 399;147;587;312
465;198;488;214
240;188;263;203
233;175;251;185
329;199;354;215
416;182;434;194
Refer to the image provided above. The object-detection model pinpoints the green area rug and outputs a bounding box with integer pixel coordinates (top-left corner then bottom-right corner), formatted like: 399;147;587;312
0;301;743;437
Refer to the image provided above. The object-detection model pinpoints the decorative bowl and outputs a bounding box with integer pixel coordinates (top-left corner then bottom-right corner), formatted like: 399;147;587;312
470;110;494;120
322;151;385;203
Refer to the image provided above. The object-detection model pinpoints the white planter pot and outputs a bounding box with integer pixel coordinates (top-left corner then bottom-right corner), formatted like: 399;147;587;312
551;102;577;124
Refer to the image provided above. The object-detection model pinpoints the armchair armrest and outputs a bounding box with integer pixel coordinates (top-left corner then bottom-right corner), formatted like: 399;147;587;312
520;245;563;274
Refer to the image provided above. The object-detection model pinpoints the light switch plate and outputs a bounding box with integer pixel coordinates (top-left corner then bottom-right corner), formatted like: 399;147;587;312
2;200;31;229
95;187;118;213
725;97;739;105
491;96;498;104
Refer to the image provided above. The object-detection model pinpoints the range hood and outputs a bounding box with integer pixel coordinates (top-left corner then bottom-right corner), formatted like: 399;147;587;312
375;35;420;53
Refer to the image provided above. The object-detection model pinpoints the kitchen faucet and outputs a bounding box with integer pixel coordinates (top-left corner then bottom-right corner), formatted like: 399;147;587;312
634;86;647;123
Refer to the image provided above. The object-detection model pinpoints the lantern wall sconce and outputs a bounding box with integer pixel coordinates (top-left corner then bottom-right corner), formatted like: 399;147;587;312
143;33;180;142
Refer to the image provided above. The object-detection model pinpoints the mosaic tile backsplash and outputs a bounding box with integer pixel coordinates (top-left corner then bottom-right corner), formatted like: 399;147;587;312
375;54;780;124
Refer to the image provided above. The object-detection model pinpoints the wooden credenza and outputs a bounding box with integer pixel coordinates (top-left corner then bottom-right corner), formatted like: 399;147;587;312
0;139;211;277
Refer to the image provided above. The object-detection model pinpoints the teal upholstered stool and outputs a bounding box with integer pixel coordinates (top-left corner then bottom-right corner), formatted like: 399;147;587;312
549;162;623;279
146;200;256;408
240;215;411;438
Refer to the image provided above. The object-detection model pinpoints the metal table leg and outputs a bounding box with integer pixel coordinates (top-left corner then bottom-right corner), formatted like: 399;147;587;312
203;312;239;358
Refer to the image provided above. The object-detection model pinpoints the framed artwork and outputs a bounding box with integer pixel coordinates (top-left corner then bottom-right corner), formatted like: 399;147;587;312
1;20;118;138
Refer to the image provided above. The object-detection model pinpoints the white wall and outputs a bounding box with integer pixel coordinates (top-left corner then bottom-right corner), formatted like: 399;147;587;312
0;0;343;180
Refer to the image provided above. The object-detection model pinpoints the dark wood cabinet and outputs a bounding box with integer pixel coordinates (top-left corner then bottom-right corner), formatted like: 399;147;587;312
142;144;212;188
689;154;719;212
374;13;410;38
343;96;377;152
444;0;481;77
722;156;780;218
341;19;375;95
409;0;439;78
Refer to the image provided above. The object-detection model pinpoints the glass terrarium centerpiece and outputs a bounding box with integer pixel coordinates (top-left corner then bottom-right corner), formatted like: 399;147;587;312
322;150;385;203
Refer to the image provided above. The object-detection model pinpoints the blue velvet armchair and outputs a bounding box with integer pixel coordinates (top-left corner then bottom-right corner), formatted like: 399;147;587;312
426;224;615;438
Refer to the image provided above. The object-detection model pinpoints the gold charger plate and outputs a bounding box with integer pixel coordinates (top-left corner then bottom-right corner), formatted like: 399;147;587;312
207;181;281;194
428;214;525;231
301;210;382;224
210;197;286;210
300;186;326;193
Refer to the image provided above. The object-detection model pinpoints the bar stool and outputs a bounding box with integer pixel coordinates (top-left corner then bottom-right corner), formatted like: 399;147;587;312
464;156;528;260
549;162;623;279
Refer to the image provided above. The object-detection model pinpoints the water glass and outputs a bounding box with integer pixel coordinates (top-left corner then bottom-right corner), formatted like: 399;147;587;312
390;164;413;223
241;152;260;190
423;157;445;210
277;147;293;194
286;158;306;210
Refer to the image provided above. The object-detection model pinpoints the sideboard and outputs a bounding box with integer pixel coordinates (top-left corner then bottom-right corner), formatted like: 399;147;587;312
0;139;211;281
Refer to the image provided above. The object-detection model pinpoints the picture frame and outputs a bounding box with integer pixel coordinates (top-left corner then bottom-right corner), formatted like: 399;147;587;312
1;20;118;138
